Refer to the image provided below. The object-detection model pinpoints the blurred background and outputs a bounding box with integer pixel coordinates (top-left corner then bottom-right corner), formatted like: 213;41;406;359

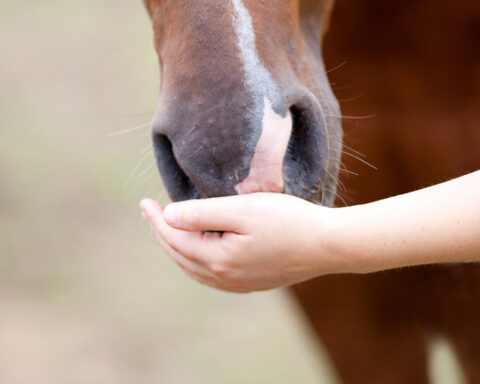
0;0;337;383
2;0;478;383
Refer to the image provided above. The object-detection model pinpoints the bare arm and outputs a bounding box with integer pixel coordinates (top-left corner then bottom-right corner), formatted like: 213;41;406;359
331;170;480;274
140;171;480;293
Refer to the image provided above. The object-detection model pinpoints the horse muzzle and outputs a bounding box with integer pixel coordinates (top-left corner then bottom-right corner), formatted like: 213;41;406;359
151;85;342;206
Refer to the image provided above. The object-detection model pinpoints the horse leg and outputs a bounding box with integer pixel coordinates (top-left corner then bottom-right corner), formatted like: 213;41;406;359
320;323;430;384
430;265;480;384
291;273;431;384
447;325;480;383
455;343;480;384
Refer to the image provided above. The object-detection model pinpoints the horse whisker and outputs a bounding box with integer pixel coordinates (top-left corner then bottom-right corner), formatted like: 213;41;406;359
323;187;348;207
342;151;378;170
123;151;153;190
326;60;348;74
331;83;358;91
329;137;368;158
183;144;204;162
326;114;377;120
338;92;366;103
320;180;325;206
334;175;347;192
339;167;359;176
130;169;158;191
138;160;157;178
329;159;359;176
324;168;346;192
107;122;151;137
140;142;153;155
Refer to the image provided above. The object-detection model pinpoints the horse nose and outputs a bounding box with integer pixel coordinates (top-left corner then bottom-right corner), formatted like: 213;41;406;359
234;99;293;194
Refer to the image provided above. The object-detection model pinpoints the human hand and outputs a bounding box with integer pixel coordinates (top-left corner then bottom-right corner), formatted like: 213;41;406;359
141;172;480;292
140;193;346;293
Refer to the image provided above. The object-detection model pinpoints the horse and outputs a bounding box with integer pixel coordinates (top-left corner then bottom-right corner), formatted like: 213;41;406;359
142;1;480;383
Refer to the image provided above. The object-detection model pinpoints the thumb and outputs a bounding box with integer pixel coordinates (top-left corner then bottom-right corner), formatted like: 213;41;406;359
163;196;248;233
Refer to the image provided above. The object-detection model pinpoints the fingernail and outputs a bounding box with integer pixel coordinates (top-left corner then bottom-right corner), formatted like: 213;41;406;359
164;204;181;226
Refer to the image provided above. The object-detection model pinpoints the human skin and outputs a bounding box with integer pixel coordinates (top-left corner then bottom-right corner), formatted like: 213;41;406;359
140;171;480;293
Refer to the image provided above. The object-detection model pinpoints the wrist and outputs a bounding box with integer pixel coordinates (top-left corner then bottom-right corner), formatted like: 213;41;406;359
326;199;424;275
318;204;378;275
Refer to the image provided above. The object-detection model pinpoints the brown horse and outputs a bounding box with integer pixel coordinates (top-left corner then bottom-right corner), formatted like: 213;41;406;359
143;0;480;383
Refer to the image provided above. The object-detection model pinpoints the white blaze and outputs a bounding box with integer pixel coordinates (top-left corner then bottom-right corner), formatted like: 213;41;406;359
230;0;279;103
230;1;292;194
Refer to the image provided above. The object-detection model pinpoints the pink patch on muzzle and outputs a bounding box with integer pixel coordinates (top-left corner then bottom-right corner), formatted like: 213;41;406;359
235;98;292;194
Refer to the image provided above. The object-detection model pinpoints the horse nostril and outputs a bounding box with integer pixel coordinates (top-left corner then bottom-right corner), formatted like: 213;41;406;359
152;133;203;201
287;105;317;176
288;105;309;164
282;101;329;202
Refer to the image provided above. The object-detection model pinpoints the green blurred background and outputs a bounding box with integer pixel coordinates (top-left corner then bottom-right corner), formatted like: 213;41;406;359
0;1;338;383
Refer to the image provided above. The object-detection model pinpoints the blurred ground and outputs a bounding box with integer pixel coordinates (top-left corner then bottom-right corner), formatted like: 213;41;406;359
0;0;337;383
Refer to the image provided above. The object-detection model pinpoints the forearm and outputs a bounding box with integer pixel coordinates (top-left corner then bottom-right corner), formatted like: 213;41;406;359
328;171;480;274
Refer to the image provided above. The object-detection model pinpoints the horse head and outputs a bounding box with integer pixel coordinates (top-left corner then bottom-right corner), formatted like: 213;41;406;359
144;0;342;205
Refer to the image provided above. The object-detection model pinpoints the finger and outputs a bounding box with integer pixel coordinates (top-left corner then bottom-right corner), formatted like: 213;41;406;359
150;224;241;292
152;227;235;291
141;199;224;265
160;196;253;233
149;219;217;282
159;238;221;290
182;268;225;291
